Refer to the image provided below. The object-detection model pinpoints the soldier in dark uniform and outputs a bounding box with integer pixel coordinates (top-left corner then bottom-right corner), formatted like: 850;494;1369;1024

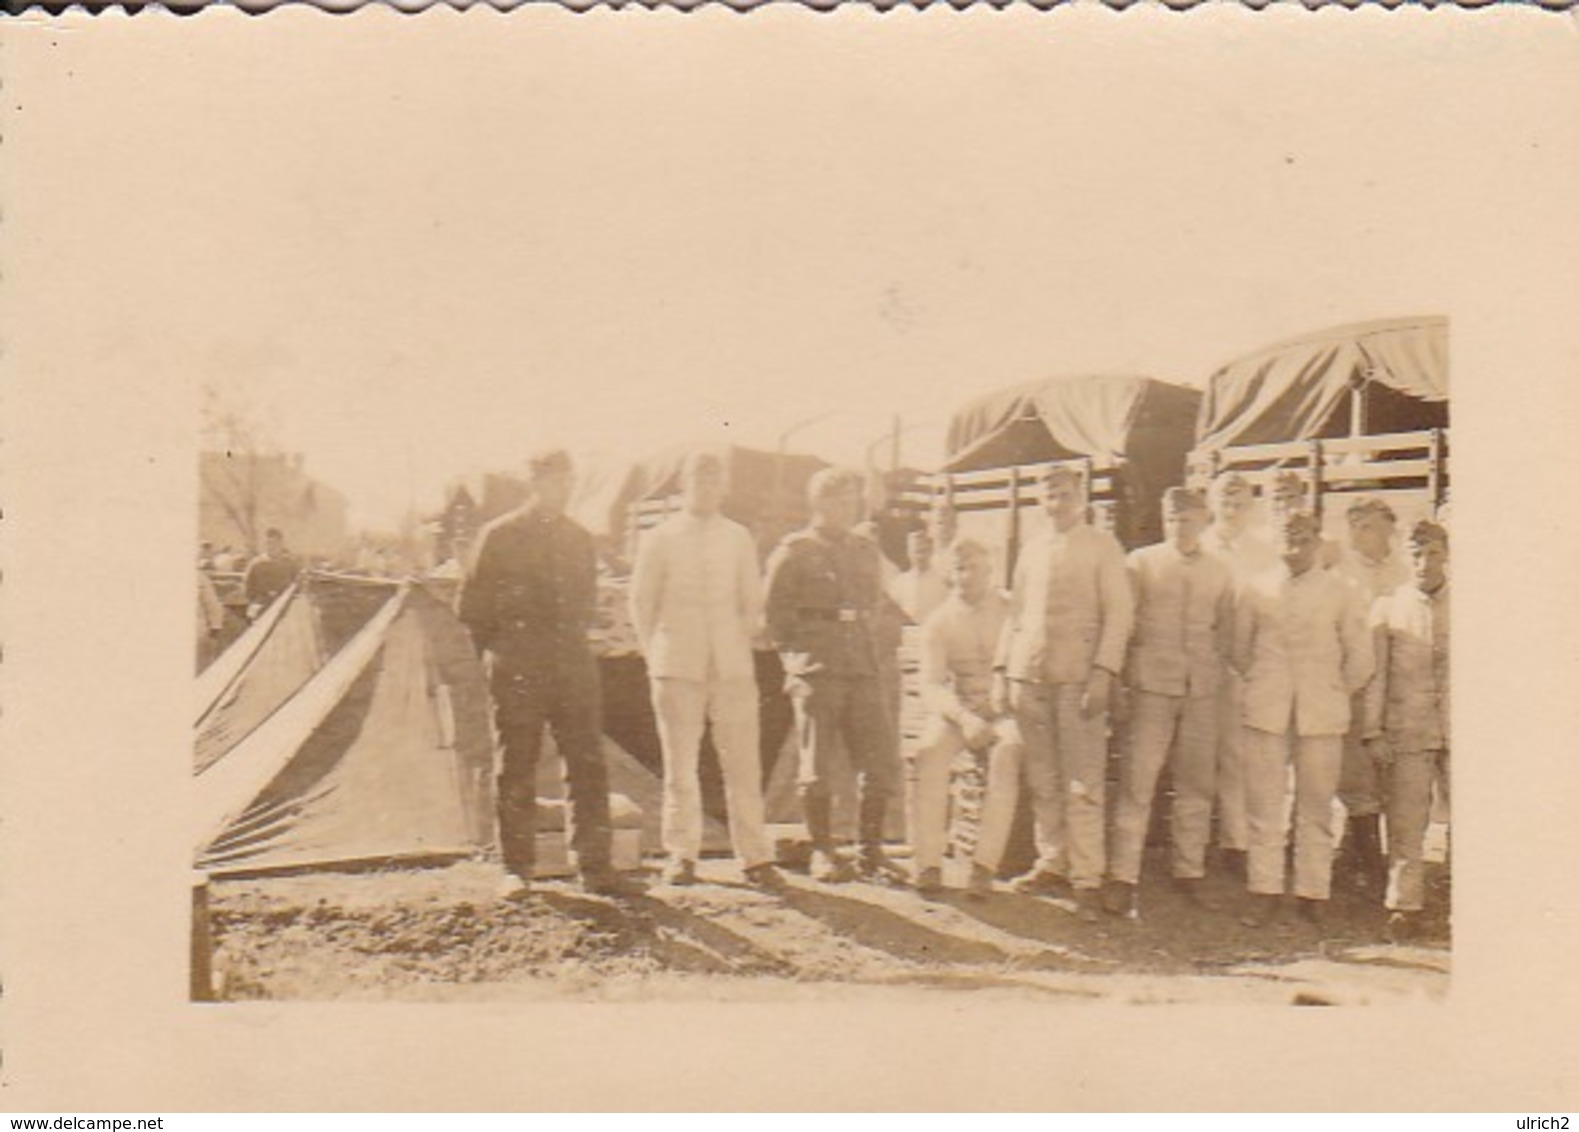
764;467;902;884
458;449;630;899
242;527;300;620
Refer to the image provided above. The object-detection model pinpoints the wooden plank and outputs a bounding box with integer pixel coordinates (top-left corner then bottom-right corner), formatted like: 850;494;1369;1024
1210;439;1314;464
1321;459;1435;483
1323;430;1443;457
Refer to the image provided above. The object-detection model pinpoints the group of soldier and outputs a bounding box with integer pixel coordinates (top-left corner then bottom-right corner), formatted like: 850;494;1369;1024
196;527;302;669
458;448;1450;941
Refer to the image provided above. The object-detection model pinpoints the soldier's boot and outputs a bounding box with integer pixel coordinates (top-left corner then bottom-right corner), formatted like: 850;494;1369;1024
857;794;906;885
803;793;854;884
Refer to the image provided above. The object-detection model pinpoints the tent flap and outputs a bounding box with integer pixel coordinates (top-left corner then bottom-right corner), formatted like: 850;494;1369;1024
194;579;496;876
943;375;1200;473
1195;316;1449;451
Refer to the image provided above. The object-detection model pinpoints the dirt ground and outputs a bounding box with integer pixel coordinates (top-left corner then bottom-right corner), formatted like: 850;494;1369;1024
206;847;1450;1005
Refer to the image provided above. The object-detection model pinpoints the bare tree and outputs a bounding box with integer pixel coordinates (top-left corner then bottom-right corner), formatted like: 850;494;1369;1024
200;378;281;558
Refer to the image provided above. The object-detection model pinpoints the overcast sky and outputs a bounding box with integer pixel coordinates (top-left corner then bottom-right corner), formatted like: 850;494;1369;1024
25;10;1562;530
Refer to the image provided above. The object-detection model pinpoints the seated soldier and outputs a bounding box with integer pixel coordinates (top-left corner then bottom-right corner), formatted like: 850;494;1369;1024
908;538;1024;898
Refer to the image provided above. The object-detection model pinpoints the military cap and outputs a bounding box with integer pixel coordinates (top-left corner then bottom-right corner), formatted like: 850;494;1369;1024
1209;470;1254;500
807;466;864;501
1345;495;1397;525
526;448;573;479
1270;469;1307;497
1162;486;1208;514
1409;519;1449;550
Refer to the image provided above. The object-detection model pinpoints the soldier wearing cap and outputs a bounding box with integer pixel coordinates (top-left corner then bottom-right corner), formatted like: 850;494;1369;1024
990;463;1134;922
1362;520;1451;940
459;449;628;898
1232;510;1374;929
1332;495;1412;892
1105;487;1235;918
1267;470;1342;568
243;527;301;620
1200;471;1278;876
764;467;902;883
908;538;1024;898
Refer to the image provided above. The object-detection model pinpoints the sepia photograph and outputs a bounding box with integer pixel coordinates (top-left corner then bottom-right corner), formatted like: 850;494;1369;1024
4;3;1578;1113
191;317;1453;1006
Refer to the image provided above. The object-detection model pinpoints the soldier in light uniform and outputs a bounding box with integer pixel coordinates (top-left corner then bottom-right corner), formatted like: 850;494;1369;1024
1363;520;1451;940
458;449;629;899
1105;488;1235;918
1331;496;1412;892
990;464;1134;922
1233;511;1374;929
764;468;902;884
1268;470;1343;568
1200;471;1278;877
890;528;950;628
630;451;784;891
908;538;1024;899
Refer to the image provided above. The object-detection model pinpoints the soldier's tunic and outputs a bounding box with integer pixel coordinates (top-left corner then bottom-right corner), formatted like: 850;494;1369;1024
1233;563;1374;900
630;509;774;869
1110;542;1235;886
1200;521;1279;855
996;522;1135;891
1332;547;1411;820
763;524;899;849
1363;581;1451;912
458;508;612;878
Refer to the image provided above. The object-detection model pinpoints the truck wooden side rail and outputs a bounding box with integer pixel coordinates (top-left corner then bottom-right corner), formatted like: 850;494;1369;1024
1185;428;1450;521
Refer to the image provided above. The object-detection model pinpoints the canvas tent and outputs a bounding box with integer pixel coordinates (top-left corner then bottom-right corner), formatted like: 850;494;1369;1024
194;573;674;876
194;576;497;875
1193;316;1449;453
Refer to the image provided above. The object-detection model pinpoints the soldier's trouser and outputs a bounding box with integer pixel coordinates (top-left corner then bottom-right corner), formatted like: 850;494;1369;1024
1215;672;1250;852
492;660;612;877
1010;680;1107;890
1384;748;1448;912
908;717;1023;873
1337;692;1381;819
792;673;899;849
650;675;773;868
1243;726;1342;899
1110;690;1218;886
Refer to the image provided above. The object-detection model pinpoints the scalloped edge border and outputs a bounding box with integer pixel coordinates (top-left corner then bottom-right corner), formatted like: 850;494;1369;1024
4;0;1576;16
